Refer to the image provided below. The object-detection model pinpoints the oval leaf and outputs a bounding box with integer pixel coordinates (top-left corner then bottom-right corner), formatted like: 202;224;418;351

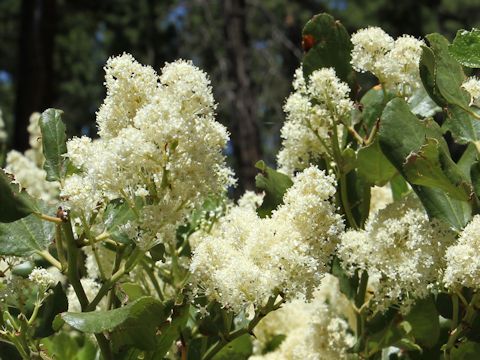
449;29;480;68
40;108;68;182
0;209;54;256
60;297;171;352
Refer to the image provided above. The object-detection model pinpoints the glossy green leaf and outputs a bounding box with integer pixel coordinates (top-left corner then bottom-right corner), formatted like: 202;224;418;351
356;140;396;186
414;186;471;230
451;341;480;360
119;283;147;302
449;29;480;68
471;161;480;198
39;108;68;181
42;332;97;360
302;13;355;87
0;211;54;256
403;137;470;201
404;296;440;348
212;334;253;360
60;297;170;352
360;87;392;132
390;173;410;201
346;170;371;227
457;144;478;181
255;161;293;218
379;98;471;229
0;170;39;222
407;87;441;118
420;45;446;107
424;34;470;111
443;105;480;144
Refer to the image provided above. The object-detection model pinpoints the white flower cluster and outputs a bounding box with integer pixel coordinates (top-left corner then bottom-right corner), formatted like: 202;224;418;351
29;267;55;289
351;27;425;95
462;77;480;107
5;113;59;202
250;274;355;360
190;166;344;313
444;215;480;290
338;195;455;313
369;185;393;215
277;68;353;175
62;54;234;248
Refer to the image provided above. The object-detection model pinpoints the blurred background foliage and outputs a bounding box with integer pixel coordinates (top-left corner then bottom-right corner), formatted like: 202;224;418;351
0;0;479;193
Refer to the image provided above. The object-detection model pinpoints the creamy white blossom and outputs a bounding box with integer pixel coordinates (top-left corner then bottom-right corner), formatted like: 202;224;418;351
351;27;424;95
277;68;352;175
250;275;356;360
62;54;234;248
338;195;455;313
29;267;55;288
351;27;394;76
369;185;393;215
190;166;343;313
444;215;480;290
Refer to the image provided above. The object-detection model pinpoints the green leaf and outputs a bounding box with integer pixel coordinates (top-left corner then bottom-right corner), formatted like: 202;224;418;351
471;161;480;197
457;144;479;181
302;13;355;87
404;296;440;348
449;29;480;68
390;174;410;201
0;211;54;256
59;297;171;352
346;170;371;227
451;341;480;360
212;334;252;360
420;45;446;107
34;282;68;338
356;140;396;186
407;87;441;118
255;161;293;218
0;170;39;222
403;137;470;201
42;332;98;360
39;108;68;182
152;302;190;358
424;34;470;111
119;282;147;302
443;105;480;144
103;199;139;244
379;98;472;229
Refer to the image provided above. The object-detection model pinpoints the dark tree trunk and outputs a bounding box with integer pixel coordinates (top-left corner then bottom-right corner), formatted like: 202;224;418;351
14;0;56;151
223;0;262;192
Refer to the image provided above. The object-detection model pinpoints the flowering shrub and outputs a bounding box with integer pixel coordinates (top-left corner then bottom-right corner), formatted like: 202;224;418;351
1;12;480;360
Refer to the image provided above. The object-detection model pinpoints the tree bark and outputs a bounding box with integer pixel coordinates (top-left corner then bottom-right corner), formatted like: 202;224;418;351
223;0;262;192
14;0;56;151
